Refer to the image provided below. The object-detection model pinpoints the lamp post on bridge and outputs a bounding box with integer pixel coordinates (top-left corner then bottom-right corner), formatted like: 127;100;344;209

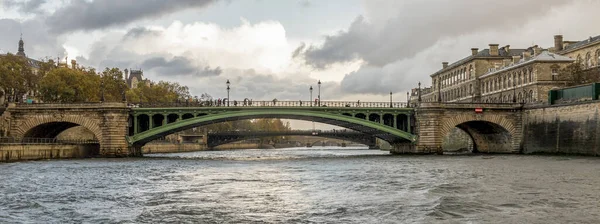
317;80;321;106
100;79;105;102
406;91;410;108
389;91;393;108
309;86;313;107
226;79;230;107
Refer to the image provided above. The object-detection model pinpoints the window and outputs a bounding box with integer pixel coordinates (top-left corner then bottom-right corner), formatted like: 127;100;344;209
586;52;592;68
469;65;473;79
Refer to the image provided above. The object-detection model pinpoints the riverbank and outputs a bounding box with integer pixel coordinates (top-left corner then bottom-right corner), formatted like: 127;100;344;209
0;144;98;162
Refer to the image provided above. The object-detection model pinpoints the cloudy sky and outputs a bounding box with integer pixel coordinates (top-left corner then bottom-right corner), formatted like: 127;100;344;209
1;0;600;103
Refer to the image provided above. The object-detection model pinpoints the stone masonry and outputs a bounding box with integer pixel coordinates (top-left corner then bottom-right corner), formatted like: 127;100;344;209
7;103;131;157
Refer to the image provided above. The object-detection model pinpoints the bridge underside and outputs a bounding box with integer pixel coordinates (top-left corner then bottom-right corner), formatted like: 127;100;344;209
129;111;415;147
207;132;377;148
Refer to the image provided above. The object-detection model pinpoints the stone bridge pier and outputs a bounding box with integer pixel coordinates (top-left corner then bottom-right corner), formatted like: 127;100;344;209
7;103;134;157
398;102;523;154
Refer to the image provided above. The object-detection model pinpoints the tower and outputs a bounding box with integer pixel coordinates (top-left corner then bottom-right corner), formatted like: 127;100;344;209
16;35;26;57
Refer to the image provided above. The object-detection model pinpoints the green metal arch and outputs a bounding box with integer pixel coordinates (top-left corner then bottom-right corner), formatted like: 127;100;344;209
128;109;416;146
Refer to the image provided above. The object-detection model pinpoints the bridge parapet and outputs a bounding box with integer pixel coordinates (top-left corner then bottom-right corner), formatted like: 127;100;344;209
11;102;127;109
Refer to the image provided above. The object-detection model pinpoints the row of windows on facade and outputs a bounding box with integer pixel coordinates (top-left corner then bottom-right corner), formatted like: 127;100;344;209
435;65;474;89
575;49;600;69
421;89;536;103
481;67;535;94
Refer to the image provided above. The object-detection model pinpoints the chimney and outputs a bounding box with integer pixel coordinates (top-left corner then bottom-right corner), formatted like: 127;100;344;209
512;55;520;64
554;35;563;51
442;62;449;69
471;48;479;56
523;51;531;61
489;44;499;56
533;45;541;56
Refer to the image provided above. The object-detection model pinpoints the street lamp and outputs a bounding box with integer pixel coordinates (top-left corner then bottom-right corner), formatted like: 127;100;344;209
226;79;230;107
100;79;105;102
406;91;410;108
389;91;393;108
317;80;321;106
309;86;313;107
418;82;422;102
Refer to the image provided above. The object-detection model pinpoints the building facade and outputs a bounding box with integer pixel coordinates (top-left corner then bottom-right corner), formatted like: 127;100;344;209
415;33;600;105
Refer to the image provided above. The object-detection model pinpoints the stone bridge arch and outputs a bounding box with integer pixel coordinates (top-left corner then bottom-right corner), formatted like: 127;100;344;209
438;112;520;153
413;103;523;154
7;103;131;157
12;114;103;141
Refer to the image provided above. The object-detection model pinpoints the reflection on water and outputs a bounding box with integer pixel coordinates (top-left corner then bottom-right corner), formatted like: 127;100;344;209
1;147;599;223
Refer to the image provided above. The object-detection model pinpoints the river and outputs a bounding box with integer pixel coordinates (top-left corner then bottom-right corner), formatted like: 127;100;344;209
1;147;599;223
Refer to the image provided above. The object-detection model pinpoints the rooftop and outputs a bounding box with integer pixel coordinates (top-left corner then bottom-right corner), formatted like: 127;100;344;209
479;50;574;79
561;34;600;53
431;47;527;77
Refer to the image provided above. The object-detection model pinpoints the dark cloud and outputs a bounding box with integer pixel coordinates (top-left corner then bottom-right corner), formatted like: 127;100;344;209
46;0;217;34
123;27;162;39
141;56;221;77
301;0;573;69
2;0;46;13
291;42;305;59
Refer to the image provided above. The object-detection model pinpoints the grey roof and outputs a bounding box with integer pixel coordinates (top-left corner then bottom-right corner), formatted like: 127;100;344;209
479;50;573;79
430;48;527;77
561;34;600;53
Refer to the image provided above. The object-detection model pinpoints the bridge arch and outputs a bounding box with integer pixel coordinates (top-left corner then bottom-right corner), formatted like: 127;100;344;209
439;113;518;153
129;110;416;146
14;115;103;142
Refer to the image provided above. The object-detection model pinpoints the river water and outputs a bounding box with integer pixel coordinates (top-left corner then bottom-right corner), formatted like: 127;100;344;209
1;147;600;223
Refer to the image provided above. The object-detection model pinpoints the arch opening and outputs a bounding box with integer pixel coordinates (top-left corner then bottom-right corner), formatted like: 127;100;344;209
137;114;150;132
368;114;381;123
442;120;513;154
152;114;165;128
182;113;194;120
22;122;101;156
355;113;366;119
167;114;179;124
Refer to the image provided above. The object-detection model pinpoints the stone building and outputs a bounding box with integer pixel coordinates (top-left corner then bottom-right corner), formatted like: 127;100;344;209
417;33;600;105
420;44;529;103
125;69;146;89
478;50;573;103
552;34;600;70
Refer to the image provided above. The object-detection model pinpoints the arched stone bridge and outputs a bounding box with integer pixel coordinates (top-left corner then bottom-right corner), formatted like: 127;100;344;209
3;101;524;156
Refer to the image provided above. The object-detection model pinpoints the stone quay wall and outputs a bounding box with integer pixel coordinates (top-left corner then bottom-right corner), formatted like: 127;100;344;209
523;101;600;155
142;143;207;154
0;144;98;162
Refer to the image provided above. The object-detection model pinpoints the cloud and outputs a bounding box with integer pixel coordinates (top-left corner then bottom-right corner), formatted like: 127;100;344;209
1;0;46;14
46;0;217;34
141;56;222;77
337;0;600;95
300;0;573;69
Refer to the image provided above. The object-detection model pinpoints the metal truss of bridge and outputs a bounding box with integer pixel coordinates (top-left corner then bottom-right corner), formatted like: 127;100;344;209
206;130;377;148
127;101;416;148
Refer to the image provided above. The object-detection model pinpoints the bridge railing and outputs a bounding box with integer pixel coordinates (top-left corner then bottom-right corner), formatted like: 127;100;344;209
133;101;407;108
0;137;99;144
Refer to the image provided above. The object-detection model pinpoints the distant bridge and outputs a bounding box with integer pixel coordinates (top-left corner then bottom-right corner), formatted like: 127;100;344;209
206;130;376;148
